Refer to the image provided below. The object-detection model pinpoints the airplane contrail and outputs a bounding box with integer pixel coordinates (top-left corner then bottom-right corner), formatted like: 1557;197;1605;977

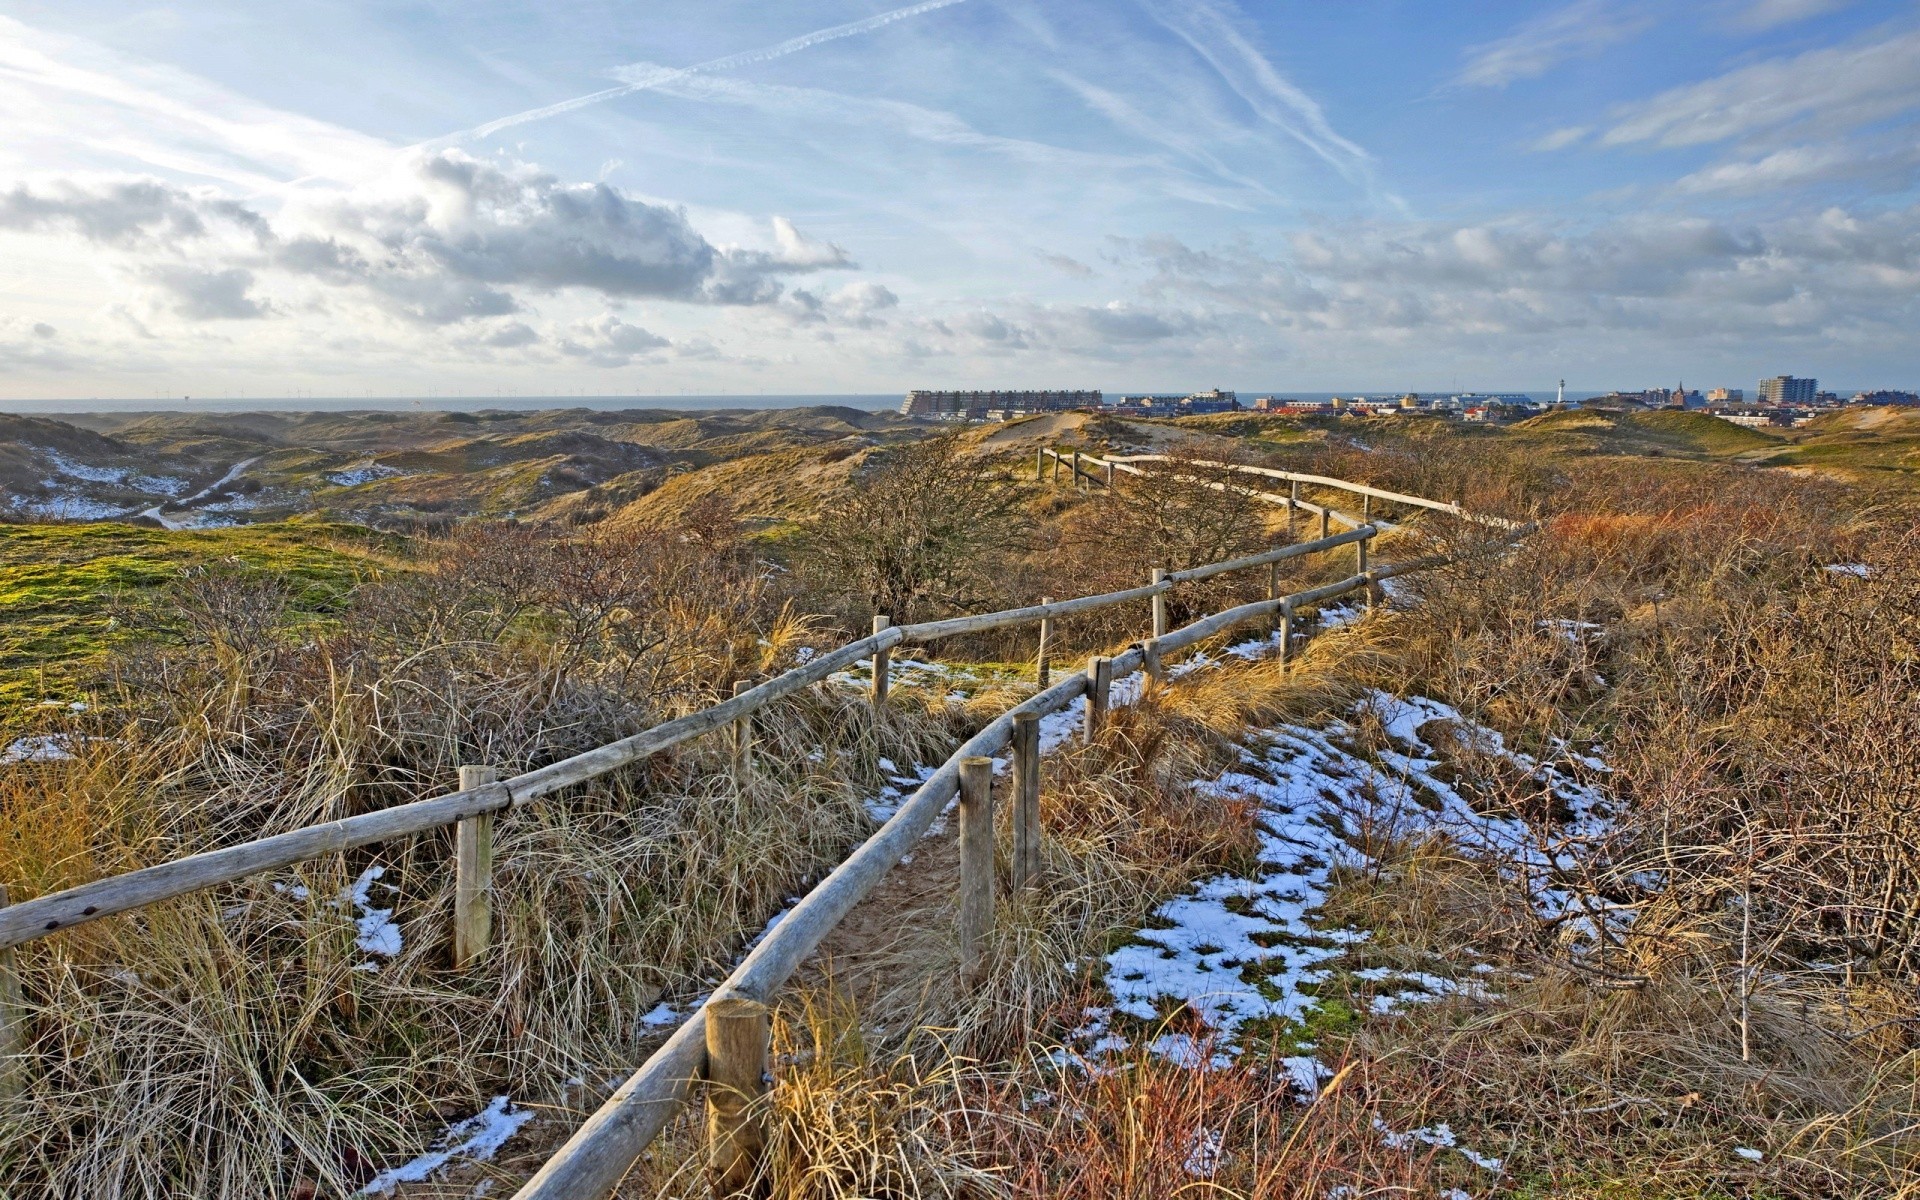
453;0;969;143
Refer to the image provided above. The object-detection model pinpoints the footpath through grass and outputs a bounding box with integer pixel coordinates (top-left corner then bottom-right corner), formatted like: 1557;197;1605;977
0;519;401;711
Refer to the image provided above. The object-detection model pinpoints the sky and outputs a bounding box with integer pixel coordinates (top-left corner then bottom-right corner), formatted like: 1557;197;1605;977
0;0;1917;400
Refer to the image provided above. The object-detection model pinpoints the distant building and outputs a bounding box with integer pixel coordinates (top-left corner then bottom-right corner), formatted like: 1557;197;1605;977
900;389;1101;420
1708;387;1744;404
1851;389;1920;406
1757;376;1817;405
1107;388;1240;417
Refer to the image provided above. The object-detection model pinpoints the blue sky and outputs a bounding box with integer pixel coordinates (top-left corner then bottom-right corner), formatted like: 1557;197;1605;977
1;0;1916;398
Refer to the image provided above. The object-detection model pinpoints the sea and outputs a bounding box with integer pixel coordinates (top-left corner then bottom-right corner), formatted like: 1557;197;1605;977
0;389;1597;416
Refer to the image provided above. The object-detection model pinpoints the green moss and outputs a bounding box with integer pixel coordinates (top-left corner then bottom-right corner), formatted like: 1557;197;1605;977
0;520;403;711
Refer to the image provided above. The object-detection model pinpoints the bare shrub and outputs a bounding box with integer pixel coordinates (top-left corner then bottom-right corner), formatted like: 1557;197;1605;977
796;432;1029;626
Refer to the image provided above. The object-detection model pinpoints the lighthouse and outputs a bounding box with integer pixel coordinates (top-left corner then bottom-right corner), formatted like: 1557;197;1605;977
1557;379;1565;407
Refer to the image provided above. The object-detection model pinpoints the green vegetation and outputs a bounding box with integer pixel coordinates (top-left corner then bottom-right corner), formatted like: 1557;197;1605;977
0;520;398;708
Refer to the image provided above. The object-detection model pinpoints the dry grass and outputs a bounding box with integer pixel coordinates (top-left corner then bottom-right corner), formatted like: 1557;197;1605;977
12;429;1920;1198
0;514;966;1199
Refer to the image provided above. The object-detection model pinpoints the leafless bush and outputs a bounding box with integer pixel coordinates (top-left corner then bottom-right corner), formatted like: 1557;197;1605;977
796;432;1029;626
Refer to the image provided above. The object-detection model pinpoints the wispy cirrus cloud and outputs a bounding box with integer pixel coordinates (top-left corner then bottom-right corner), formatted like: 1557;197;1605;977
1452;0;1656;89
1601;26;1920;147
0;14;391;190
1136;0;1376;190
448;0;971;143
1726;0;1853;32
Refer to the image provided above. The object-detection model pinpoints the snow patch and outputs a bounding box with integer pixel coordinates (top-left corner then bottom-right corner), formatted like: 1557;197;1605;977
345;867;404;961
327;463;407;487
1;734;77;764
356;1096;533;1195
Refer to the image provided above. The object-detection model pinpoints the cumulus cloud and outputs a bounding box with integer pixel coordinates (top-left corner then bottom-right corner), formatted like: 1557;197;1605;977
143;265;270;319
0;316;75;369
0;151;856;327
1040;253;1095;277
1453;0;1655;89
556;313;672;366
784;280;899;327
0;178;267;247
1112;205;1920;350
479;321;539;348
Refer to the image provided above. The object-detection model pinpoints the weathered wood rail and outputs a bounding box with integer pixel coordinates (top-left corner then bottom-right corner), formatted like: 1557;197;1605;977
0;457;1519;1194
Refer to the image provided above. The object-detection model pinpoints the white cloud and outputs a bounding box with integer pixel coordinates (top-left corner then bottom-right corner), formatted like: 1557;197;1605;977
1114;204;1920;351
0;177;267;247
0;14;391;189
1040;253;1095;277
143;265;270;320
1673;141;1920;194
557;313;671;366
454;0;973;142
0;152;855;326
1453;0;1655;89
1727;0;1852;32
783;280;900;328
1137;0;1375;187
1601;27;1920;147
1532;126;1592;152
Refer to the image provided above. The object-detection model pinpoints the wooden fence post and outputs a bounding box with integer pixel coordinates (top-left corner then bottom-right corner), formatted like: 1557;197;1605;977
1279;601;1295;668
1010;714;1042;892
1150;568;1168;639
1083;656;1113;742
1363;494;1372;524
957;756;996;977
1105;460;1114;488
1289;480;1299;540
1268;559;1281;636
1036;598;1053;687
0;883;22;1099
1071;450;1083;492
1051;450;1061;485
870;615;891;710
705;992;771;1198
729;680;753;778
1356;530;1370;581
452;764;498;969
1320;506;1330;539
1143;637;1165;686
1035;447;1045;483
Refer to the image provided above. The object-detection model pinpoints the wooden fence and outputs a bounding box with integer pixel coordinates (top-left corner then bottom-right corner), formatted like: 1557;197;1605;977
0;456;1509;1194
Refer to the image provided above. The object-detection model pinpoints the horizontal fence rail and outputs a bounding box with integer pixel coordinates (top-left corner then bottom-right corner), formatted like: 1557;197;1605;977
0;463;1520;1199
1042;448;1374;531
1091;451;1525;531
0;517;1387;953
514;556;1454;1200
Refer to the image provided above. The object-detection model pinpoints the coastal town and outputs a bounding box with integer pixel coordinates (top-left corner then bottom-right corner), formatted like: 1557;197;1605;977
901;377;1920;427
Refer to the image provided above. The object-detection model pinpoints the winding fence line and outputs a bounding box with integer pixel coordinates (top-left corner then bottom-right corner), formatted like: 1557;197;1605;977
0;454;1515;1196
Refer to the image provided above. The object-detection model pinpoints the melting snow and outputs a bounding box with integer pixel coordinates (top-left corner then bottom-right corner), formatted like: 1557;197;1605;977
0;735;78;764
327;463;407;487
356;1096;533;1195
1093;689;1614;1064
1372;1117;1503;1172
345;867;404;961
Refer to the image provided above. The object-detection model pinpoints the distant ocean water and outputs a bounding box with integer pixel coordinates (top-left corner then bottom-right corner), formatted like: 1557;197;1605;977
0;389;1600;417
0;394;907;416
